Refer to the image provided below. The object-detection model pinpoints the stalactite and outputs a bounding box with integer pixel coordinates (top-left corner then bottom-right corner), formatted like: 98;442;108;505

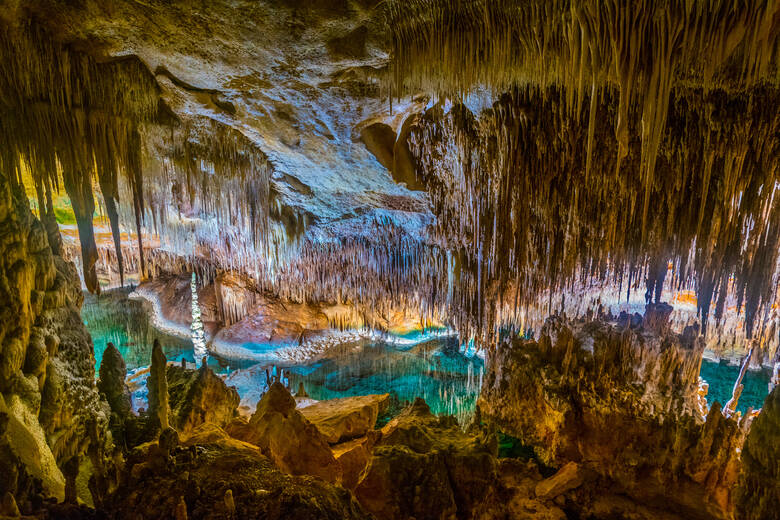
62;168;100;294
407;84;780;352
386;0;778;173
0;22;161;292
97;170;125;287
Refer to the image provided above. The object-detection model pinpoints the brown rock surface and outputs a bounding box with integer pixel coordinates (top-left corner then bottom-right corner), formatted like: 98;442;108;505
300;393;390;444
736;386;780;520
167;364;240;438
355;398;499;520
148;340;170;431
360;122;396;172
227;383;341;482
105;422;368;520
479;315;748;519
0;181;111;512
534;462;583;499
97;342;132;418
332;433;379;490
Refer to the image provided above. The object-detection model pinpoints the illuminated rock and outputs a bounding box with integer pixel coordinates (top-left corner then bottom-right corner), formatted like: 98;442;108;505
300;393;390;444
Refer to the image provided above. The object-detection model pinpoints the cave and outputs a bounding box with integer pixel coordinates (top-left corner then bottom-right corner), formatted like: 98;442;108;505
0;1;778;519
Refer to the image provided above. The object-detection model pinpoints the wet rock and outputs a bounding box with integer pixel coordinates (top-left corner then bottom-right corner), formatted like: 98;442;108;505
226;383;341;482
534;462;582;499
167;364;239;438
300;393;389;444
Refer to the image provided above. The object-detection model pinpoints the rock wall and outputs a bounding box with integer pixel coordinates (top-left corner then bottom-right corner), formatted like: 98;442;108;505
479;310;749;519
0;177;109;513
736;386;780;520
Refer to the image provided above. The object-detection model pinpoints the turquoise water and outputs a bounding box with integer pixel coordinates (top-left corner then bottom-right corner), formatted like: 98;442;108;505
82;288;252;374
285;338;483;424
82;288;771;421
699;359;772;414
82;288;482;422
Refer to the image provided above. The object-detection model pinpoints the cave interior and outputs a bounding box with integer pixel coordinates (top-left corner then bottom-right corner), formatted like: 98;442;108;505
0;1;778;519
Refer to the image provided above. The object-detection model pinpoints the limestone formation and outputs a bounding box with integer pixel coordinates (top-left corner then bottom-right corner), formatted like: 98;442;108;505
736;386;780;520
332;435;378;491
0;2;777;519
0;178;111;512
97;342;132;418
300;393;390;444
167;363;240;438
227;383;342;483
356;398;492;519
106;423;368;519
534;462;583;500
148;339;170;431
479;315;748;518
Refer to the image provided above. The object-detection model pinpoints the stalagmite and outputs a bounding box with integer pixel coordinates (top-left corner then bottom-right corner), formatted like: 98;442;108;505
724;344;755;417
191;273;207;365
149;339;170;431
175;497;188;520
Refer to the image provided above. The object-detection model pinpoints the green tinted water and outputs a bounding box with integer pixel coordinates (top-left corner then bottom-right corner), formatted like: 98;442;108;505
82;288;247;374
82;289;771;422
699;359;772;414
285;338;483;425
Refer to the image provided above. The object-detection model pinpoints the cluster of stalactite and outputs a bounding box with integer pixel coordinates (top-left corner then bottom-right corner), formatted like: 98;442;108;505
137;118;272;255
0;22;273;296
408;84;780;355
270;220;451;332
0;21;160;293
386;0;780;351
386;0;778;186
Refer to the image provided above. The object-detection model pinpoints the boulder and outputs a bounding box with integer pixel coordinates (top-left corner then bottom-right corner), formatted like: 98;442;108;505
534;462;583;499
332;433;379;490
226;383;341;482
355;398;498;520
300;393;390;444
167;364;239;438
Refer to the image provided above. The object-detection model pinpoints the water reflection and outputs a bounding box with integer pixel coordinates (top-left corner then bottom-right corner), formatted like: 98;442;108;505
82;288;250;374
82;288;771;423
700;359;771;414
